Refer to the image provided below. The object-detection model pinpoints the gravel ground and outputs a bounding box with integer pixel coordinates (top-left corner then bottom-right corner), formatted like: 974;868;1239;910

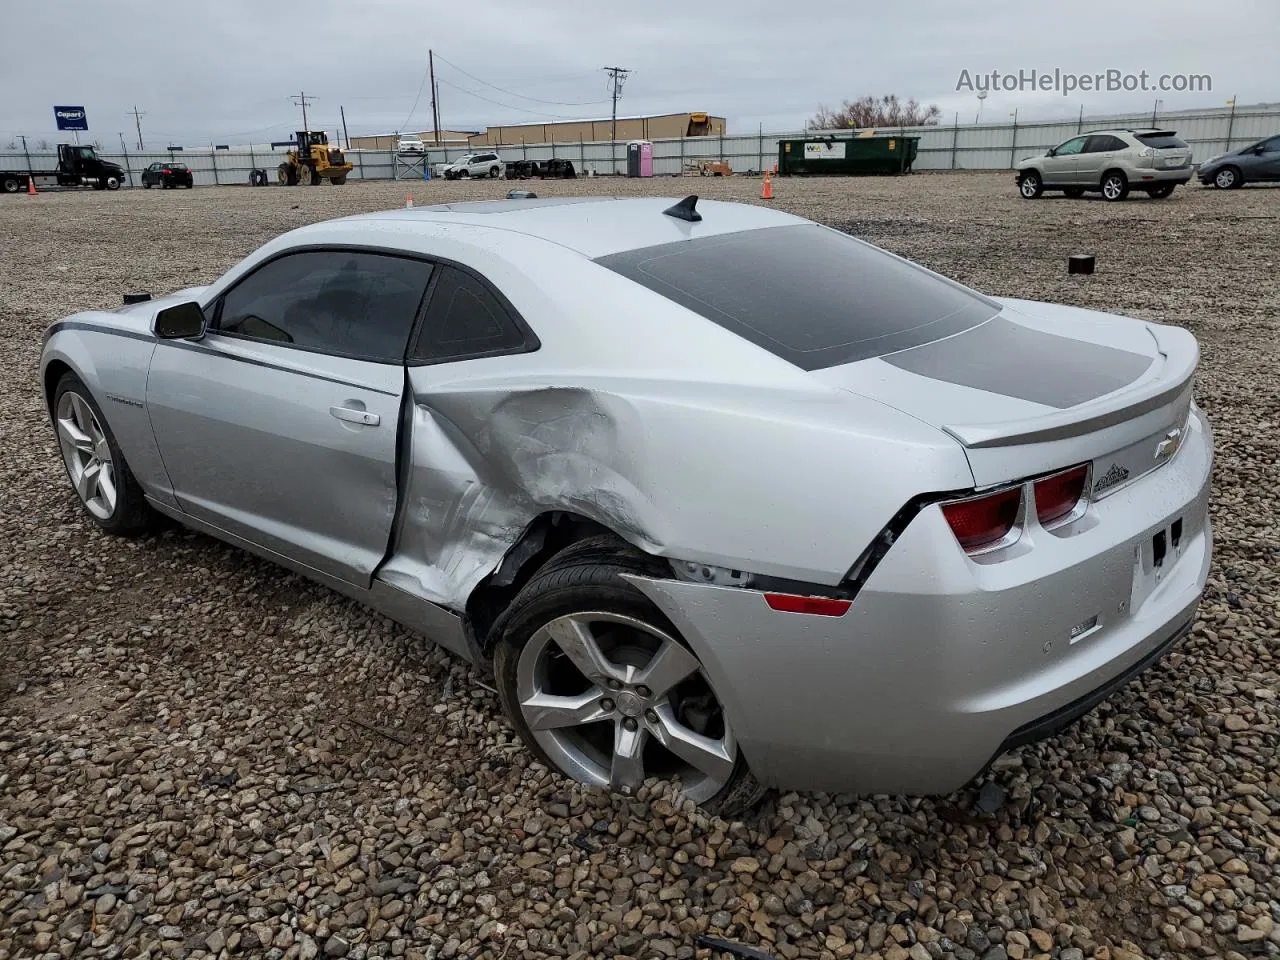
1;174;1278;960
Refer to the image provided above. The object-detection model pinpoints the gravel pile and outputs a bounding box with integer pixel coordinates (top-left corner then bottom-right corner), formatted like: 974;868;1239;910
1;174;1277;960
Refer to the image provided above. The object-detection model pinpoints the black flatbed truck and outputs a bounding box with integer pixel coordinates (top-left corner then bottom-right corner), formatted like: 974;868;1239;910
1;144;128;193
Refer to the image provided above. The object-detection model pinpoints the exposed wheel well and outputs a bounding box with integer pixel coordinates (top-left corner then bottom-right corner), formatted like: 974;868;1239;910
466;512;651;653
43;359;73;414
1100;167;1127;183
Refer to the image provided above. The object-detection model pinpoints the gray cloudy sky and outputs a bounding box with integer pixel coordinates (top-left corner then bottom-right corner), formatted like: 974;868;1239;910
1;0;1275;146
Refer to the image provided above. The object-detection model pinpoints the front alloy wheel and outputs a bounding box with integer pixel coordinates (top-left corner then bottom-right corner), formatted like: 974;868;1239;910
1018;172;1043;198
56;390;118;521
1214;167;1240;189
515;612;736;803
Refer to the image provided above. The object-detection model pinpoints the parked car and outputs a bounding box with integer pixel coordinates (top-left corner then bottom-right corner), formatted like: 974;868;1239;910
1016;129;1193;201
397;137;426;155
505;158;577;179
443;152;503;179
141;162;194;189
1197;135;1280;189
40;197;1211;812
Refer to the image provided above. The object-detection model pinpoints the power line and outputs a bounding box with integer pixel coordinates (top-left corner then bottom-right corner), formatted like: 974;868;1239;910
433;54;610;107
401;54;433;133
603;66;631;143
434;79;589;120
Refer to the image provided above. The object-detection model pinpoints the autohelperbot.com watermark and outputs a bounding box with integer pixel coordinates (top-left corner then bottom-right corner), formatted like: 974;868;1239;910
956;68;1212;97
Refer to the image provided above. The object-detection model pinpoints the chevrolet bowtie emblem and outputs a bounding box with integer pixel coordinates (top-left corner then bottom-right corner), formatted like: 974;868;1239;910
1154;427;1183;461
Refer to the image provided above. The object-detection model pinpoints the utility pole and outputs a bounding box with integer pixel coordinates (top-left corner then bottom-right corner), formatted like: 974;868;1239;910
19;135;32;175
130;106;146;150
340;106;350;150
290;91;316;132
429;49;440;144
603;66;630;146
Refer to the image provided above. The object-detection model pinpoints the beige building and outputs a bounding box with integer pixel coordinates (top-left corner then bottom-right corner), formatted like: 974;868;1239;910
468;112;726;146
348;130;477;150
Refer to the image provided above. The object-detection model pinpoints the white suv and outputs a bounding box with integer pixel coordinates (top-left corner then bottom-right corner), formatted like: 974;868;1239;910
397;137;425;154
443;152;504;179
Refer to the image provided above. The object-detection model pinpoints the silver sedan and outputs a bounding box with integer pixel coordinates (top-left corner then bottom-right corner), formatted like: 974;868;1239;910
40;196;1212;813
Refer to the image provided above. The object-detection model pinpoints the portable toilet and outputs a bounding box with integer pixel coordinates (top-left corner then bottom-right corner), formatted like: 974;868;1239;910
626;140;653;177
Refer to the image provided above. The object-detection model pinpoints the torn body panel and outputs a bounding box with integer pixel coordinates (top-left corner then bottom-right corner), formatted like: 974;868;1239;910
375;364;975;615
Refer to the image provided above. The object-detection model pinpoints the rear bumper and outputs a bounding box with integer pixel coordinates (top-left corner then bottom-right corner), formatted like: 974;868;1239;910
629;406;1213;795
996;612;1191;753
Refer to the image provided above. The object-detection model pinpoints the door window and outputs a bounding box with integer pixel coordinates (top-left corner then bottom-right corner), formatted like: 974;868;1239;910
409;265;537;364
216;251;433;362
1053;137;1087;156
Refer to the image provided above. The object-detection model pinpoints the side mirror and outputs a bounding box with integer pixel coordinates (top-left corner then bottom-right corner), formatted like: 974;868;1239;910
155;301;206;340
1046;148;1056;157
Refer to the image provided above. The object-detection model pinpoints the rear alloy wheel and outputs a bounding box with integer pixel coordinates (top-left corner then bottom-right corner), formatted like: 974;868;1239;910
1148;184;1175;199
494;538;763;814
1018;171;1043;198
1214;166;1241;189
53;374;155;537
1101;170;1129;201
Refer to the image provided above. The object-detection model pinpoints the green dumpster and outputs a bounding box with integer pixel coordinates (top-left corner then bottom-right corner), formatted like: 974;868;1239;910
777;134;920;176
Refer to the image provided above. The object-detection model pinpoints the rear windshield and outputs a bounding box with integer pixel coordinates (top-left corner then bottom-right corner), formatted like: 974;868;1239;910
1136;133;1188;149
595;225;1000;370
166;163;188;170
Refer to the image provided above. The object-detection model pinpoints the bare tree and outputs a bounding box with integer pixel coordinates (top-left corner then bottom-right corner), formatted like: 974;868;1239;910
811;95;942;129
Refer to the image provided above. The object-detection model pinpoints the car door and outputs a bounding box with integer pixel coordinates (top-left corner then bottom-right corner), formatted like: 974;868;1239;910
1078;135;1121;185
1248;136;1280;180
145;163;159;185
146;249;434;587
1041;136;1087;186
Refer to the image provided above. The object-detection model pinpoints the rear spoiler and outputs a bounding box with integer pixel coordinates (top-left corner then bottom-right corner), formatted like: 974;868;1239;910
943;324;1198;449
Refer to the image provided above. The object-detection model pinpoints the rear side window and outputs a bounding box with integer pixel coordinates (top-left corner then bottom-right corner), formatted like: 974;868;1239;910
595;225;1000;371
1136;133;1188;149
1085;135;1127;152
216;251;433;362
409;265;535;364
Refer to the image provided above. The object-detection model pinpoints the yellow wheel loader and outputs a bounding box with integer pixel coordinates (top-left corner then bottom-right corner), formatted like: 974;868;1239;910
277;131;353;186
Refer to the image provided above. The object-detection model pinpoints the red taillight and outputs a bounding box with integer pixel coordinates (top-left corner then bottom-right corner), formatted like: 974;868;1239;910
764;593;852;617
941;487;1022;552
1034;464;1089;527
162;168;171;174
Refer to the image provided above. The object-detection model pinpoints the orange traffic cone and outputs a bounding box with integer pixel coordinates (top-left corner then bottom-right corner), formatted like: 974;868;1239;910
761;172;774;200
404;192;413;208
27;176;37;195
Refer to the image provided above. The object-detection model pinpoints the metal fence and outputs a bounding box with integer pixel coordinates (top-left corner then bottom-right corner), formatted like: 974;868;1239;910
4;103;1277;186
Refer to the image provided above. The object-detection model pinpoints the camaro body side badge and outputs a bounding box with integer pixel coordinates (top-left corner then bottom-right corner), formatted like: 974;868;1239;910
1093;462;1130;495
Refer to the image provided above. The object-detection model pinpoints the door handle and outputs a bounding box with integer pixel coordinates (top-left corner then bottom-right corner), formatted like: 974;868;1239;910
329;405;380;426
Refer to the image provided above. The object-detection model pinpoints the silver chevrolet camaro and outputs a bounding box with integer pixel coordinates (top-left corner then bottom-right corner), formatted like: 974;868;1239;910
40;196;1212;813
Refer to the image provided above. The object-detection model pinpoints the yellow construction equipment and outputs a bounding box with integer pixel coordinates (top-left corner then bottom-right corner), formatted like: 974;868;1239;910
277;131;353;186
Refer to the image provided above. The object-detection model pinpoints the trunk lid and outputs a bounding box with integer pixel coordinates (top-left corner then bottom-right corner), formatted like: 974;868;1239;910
812;298;1196;492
